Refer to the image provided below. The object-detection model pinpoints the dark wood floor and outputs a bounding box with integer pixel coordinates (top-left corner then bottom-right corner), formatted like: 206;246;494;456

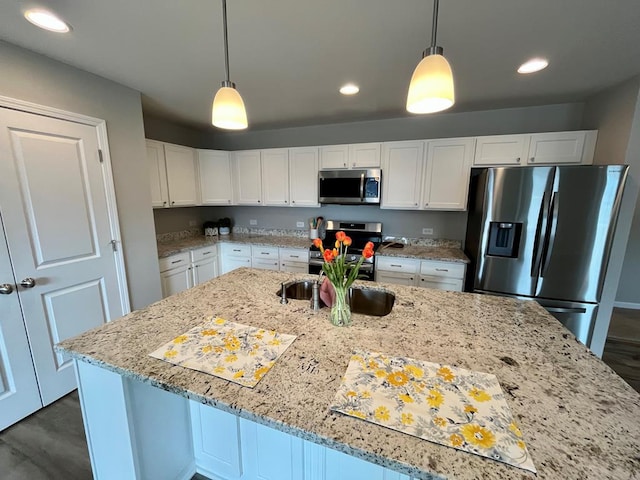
1;308;638;479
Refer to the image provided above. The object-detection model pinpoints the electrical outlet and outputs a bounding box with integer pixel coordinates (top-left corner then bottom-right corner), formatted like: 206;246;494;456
422;228;434;235
189;220;197;227
296;221;305;228
249;219;258;226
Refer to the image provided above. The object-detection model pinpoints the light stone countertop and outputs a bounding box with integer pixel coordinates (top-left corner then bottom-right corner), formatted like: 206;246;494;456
57;268;640;480
157;234;469;264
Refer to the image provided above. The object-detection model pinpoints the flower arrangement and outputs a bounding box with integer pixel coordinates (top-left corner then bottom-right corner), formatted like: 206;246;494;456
312;231;375;326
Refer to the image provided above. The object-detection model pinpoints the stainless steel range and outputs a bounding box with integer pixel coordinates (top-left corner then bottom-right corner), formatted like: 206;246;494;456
309;220;382;281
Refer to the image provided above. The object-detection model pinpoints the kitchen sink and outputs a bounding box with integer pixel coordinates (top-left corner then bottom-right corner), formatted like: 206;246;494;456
276;280;395;317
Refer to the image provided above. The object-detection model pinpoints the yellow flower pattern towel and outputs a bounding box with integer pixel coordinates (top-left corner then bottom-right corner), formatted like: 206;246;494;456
149;317;296;388
330;351;536;473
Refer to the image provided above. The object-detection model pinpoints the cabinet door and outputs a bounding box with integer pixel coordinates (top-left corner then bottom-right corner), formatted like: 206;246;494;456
320;145;349;169
375;270;416;286
198;149;233;205
289;147;319;207
233;150;262;205
252;258;280;271
146;140;169;208
422;138;474;210
418;275;463;292
160;265;192;298
221;256;252;275
380;141;424;209
349;143;381;168
474;135;528;166
193;258;218;285
262;149;290;206
280;261;308;273
528;131;586;164
164;143;198;206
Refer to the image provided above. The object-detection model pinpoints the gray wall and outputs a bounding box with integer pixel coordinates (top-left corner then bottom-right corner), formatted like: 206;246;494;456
0;40;161;310
210;103;585;150
581;76;640;355
143;113;214;149
154;206;467;241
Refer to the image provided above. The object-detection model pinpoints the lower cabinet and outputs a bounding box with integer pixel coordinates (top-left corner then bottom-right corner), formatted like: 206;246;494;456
159;246;219;298
190;402;411;480
251;245;280;271
220;243;252;274
376;256;465;292
279;247;309;273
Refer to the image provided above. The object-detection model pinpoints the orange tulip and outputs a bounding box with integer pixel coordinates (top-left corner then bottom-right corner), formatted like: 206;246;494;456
323;248;335;262
343;236;352;246
335;231;346;242
363;248;374;259
364;241;374;250
312;238;323;249
335;240;341;249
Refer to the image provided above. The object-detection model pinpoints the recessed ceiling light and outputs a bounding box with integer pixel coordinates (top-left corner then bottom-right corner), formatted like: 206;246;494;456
339;84;360;95
517;58;549;74
24;9;71;33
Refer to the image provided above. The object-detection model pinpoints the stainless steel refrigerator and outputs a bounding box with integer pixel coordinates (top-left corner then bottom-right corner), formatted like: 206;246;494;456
465;165;628;347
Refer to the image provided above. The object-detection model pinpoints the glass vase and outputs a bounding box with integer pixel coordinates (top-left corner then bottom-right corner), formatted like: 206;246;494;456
330;285;351;326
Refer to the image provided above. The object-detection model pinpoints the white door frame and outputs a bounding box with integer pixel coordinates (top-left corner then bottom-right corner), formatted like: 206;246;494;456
0;95;131;315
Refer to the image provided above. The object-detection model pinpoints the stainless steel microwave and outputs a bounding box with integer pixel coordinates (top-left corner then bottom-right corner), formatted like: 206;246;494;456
318;168;381;205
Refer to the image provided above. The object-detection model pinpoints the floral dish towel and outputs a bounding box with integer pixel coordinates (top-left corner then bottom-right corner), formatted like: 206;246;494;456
330;351;536;473
149;317;296;388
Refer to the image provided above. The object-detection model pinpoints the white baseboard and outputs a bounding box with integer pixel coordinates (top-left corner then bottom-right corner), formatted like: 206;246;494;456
614;301;640;310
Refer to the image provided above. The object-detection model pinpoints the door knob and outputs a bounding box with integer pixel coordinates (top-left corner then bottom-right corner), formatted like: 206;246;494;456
0;283;14;294
20;277;36;288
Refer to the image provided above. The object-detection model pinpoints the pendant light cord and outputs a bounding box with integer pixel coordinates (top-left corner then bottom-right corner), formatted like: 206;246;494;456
431;0;439;48
222;0;230;82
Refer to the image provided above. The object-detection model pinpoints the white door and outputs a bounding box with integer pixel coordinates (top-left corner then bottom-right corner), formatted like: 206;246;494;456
164;144;198;206
289;147;319;207
380;141;424;209
349;143;381;168
0;108;127;406
0;221;42;431
319;145;348;169
198;149;233;205
473;134;529;166
422;138;474;210
146;139;169;208
261;149;290;206
161;265;192;298
233;150;262;205
528;131;586;164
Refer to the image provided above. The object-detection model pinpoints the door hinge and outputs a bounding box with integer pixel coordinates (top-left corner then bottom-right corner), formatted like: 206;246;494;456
98;149;104;163
110;240;118;252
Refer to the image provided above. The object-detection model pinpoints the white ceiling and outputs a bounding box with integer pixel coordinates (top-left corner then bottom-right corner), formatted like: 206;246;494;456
1;1;640;131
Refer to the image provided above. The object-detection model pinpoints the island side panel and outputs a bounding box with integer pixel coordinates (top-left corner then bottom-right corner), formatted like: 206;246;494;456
76;360;195;480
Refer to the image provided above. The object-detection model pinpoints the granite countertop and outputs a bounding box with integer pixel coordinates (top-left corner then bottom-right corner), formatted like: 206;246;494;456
158;234;469;264
157;234;311;258
57;269;640;480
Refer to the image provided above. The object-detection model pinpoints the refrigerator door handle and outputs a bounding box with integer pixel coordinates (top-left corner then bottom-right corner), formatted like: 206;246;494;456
541;192;560;277
531;192;548;277
544;306;587;314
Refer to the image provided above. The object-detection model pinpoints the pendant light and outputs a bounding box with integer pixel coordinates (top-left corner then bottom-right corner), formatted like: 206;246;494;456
406;0;455;114
212;0;248;129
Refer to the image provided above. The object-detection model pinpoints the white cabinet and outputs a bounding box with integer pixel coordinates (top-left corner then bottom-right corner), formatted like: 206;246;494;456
146;140;199;208
473;131;596;166
159;252;192;297
422;138;474;210
376;256;466;292
251;246;280;271
191;246;218;286
289;147;319;207
473;134;528;166
320;143;381;169
279;248;309;273
528;131;588;164
261;149;290;206
381;141;424;210
233;150;262;205
220;243;252;274
198;149;233;205
320;144;349;169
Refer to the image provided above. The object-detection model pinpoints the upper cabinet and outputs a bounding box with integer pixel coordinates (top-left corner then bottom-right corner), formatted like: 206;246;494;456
233;150;262;205
261;148;290;206
146;140;198;208
320;143;381;169
198;149;233;205
473;131;596;167
422;138;474;210
381;141;424;210
289;147;319;207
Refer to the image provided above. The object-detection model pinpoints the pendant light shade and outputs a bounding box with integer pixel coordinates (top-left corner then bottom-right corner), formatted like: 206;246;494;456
212;0;248;130
406;0;455;114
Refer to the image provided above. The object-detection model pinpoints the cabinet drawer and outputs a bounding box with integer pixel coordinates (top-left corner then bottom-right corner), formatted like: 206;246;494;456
279;248;309;262
252;258;280;270
159;252;190;273
420;261;465;279
418;275;463;292
221;243;252;257
376;256;419;273
251;246;279;259
191;246;218;262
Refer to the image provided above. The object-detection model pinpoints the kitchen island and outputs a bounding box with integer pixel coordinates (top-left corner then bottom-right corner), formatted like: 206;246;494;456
57;268;640;480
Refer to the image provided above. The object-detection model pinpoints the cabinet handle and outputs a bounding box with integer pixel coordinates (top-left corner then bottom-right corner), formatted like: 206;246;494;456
425;203;429;206
291;255;299;258
414;203;418;206
261;252;270;255
530;157;535;163
435;268;449;272
202;251;211;255
516;157;521;163
390;264;402;268
258;200;261;203
171;201;175;205
171;259;183;264
163;201;167;206
292;200;295;204
233;249;241;252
